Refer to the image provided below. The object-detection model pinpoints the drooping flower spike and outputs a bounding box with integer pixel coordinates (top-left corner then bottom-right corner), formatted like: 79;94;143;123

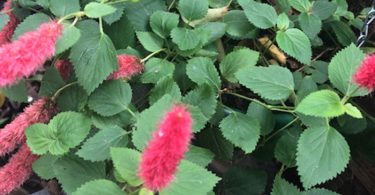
354;54;375;91
0;98;57;156
109;54;144;80
138;105;193;191
0;144;39;195
0;0;19;45
0;20;63;87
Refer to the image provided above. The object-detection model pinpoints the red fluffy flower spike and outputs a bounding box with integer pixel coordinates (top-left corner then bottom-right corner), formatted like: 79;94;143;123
0;98;57;156
0;0;19;45
138;105;193;191
0;144;38;195
55;59;73;81
0;21;63;87
354;54;375;91
109;54;144;80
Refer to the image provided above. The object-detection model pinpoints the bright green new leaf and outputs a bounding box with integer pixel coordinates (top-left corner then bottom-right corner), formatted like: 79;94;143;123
296;90;345;117
88;80;132;117
72;180;124;195
84;2;117;18
220;48;259;83
136;31;164;52
110;147;143;186
344;103;363;119
150;11;179;38
26;112;92;155
289;0;312;12
219;112;260;154
237;0;277;29
236;65;295;100
178;0;209;21
328;44;368;97
277;13;290;30
186;57;221;90
70;21;118;94
159;160;220;195
276;28;312;65
76;127;128;162
296;126;350;189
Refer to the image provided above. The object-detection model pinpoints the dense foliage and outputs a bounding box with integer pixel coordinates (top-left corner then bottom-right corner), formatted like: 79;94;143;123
0;0;374;194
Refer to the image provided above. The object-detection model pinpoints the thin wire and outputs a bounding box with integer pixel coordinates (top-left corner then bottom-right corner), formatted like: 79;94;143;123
356;0;375;47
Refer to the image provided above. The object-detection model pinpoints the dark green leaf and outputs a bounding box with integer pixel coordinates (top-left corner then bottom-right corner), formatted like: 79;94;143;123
150;11;179;38
223;167;267;195
141;58;175;84
238;0;277;29
178;0;208;21
49;0;80;17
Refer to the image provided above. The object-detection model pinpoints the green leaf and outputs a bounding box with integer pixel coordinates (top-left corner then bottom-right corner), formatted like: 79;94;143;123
49;0;80;17
337;114;367;134
198;22;227;44
304;188;340;195
188;105;209;133
296;90;345;118
123;0;167;31
73;179;124;195
84;2;116;18
344;103;362;119
2;80;28;103
296;126;350;189
0;13;9;31
289;0;312;12
69;21;118;94
183;84;217;121
238;0;277;29
185;145;214;167
223;10;258;39
328;44;368;97
236;65;295;100
312;1;337;20
88;80;132;117
57;85;88;112
136;31;164;52
149;77;181;105
276;28;312;64
311;61;329;84
220;48;259;83
296;76;318;104
159;160;220;195
186;57;221;89
197;127;233;160
76;127;128;162
91;111;132;130
12;13;50;40
54;155;105;194
39;66;65;96
274;127;301;167
103;4;126;25
110;147;142;186
132;95;174;150
178;0;209;21
32;154;58;179
141;58;175;84
105;14;135;49
55;24;81;55
150;11;179;38
171;27;201;50
271;176;301;195
277;13;290;30
219;112;260;153
223;167;267;195
299;13;322;39
330;21;356;46
247;102;275;135
26;112;92;155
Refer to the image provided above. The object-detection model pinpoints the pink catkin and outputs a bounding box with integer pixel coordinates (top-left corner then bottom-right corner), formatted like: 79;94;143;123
0;21;63;87
354;54;375;91
109;54;144;80
0;0;19;45
138;105;193;191
55;59;73;81
0;144;38;195
0;98;56;156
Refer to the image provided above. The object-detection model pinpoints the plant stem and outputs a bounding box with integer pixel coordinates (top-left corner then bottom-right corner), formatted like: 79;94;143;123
224;91;295;113
58;11;85;24
52;82;79;101
341;86;361;104
141;48;166;63
107;0;134;5
263;117;299;144
99;17;104;35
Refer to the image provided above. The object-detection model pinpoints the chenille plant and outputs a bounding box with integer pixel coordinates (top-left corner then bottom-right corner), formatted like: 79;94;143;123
0;0;374;194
